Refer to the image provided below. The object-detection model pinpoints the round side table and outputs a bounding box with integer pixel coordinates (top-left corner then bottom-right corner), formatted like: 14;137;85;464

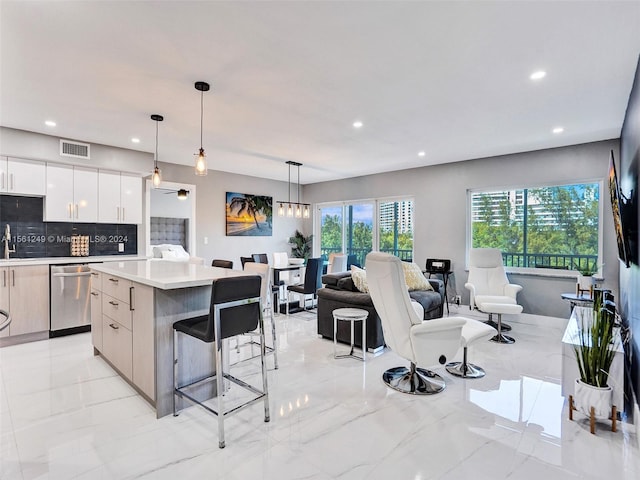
332;308;368;362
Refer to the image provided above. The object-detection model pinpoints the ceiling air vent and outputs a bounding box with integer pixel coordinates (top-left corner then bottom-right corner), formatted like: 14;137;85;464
59;139;90;159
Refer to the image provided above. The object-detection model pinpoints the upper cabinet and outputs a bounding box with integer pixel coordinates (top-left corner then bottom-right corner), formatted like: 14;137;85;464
98;171;142;224
45;164;98;222
0;157;46;196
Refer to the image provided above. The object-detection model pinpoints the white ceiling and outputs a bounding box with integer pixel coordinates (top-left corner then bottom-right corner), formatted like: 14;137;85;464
1;1;639;184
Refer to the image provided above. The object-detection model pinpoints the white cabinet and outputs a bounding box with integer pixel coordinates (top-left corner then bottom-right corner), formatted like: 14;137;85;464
120;174;143;224
45;164;98;222
0;265;49;337
98;171;142;224
0;157;46;195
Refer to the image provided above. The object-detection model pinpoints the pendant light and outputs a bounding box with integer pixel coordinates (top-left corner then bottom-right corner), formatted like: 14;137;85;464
277;161;311;219
151;114;163;188
177;188;189;200
194;81;210;176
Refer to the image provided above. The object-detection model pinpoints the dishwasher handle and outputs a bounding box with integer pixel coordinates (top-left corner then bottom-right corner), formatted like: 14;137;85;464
52;272;93;278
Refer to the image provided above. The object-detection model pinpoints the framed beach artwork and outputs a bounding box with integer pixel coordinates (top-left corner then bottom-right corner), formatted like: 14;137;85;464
225;192;273;236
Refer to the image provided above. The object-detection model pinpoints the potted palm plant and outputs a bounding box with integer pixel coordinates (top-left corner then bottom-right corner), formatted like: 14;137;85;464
571;289;618;431
288;230;313;261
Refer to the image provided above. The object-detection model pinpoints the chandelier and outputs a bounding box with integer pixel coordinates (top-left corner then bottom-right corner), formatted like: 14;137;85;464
277;161;310;219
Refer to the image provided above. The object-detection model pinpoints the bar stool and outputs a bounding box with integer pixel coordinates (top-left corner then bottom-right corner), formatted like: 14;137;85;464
332;307;368;362
173;275;270;448
445;317;496;378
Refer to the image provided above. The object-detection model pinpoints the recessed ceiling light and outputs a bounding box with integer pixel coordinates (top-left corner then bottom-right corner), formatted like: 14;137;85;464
552;127;564;134
530;70;546;81
352;121;363;129
45;120;56;127
418;151;426;157
131;137;140;143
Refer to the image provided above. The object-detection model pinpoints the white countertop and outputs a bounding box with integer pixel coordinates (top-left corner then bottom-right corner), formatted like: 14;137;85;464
0;255;147;267
90;260;249;290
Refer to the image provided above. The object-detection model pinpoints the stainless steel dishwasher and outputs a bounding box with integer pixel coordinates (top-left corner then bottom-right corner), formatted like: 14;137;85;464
50;264;92;335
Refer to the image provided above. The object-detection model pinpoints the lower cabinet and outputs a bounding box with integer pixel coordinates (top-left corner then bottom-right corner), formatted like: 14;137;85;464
102;314;133;380
0;265;49;338
90;271;155;401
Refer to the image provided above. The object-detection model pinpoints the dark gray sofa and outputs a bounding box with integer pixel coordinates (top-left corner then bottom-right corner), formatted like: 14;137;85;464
317;272;444;351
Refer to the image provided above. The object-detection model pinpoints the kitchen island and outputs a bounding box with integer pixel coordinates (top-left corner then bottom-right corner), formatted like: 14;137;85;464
89;260;249;418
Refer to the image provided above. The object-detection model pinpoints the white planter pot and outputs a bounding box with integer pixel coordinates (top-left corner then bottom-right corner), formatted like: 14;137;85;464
574;379;612;418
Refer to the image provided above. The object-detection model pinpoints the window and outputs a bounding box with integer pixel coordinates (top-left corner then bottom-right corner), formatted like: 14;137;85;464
469;183;600;273
318;198;414;267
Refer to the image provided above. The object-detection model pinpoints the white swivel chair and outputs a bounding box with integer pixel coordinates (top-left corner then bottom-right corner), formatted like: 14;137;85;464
241;262;278;368
465;248;523;335
328;253;348;274
366;252;466;394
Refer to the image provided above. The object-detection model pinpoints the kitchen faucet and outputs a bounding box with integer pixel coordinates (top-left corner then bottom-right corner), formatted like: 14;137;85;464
2;224;16;260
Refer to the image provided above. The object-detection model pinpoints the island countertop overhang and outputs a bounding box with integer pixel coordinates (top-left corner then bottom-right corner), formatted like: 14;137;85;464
90;260;248;289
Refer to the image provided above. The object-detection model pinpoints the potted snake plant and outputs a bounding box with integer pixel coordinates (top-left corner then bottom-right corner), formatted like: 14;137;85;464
573;289;617;419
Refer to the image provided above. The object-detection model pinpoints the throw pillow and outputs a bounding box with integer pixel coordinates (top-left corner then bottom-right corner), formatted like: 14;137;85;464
402;262;433;291
161;250;178;260
350;265;369;293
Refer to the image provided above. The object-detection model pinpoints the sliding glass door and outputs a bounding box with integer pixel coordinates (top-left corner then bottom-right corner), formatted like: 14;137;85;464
317;198;413;266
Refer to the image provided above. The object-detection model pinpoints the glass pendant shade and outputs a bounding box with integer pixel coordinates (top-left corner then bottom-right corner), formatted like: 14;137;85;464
278;203;284;216
295;204;302;218
303;205;310;219
287;204;293;217
194;148;207;176
152;166;162;187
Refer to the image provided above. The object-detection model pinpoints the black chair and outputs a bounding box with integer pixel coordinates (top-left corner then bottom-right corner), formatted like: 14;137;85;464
212;259;233;269
346;254;360;269
173;275;269;448
286;257;323;314
252;253;269;264
240;256;254;268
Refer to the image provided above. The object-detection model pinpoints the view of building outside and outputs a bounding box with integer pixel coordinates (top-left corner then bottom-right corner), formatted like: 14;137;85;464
471;183;600;273
379;200;413;260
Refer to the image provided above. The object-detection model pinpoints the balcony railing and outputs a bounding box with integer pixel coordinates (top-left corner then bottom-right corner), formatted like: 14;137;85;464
320;247;413;268
502;252;598;273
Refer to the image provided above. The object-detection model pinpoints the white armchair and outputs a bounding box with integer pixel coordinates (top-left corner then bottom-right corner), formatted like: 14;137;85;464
365;252;466;394
464;248;523;331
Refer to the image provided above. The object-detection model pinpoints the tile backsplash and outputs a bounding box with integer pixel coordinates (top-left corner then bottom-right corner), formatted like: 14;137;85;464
0;195;137;258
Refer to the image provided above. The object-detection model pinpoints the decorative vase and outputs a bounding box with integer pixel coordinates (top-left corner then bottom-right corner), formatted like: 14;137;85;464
574;379;612;418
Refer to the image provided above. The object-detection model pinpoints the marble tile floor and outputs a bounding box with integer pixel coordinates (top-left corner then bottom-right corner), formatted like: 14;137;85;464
1;308;639;480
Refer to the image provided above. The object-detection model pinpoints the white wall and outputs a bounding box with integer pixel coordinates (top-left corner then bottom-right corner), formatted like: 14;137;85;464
304;139;621;318
152;161;308;267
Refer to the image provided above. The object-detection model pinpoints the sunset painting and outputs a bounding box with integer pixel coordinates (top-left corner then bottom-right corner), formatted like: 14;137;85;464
225;192;273;236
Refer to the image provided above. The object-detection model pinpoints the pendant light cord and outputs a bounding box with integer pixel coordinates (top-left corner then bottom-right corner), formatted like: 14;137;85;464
200;90;204;149
155;120;159;167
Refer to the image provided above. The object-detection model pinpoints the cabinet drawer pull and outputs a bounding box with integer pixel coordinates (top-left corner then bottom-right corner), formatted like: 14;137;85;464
108;278;119;284
91;291;99;297
109;323;119;330
108;300;119;307
129;286;134;311
91;272;99;276
2;270;5;288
